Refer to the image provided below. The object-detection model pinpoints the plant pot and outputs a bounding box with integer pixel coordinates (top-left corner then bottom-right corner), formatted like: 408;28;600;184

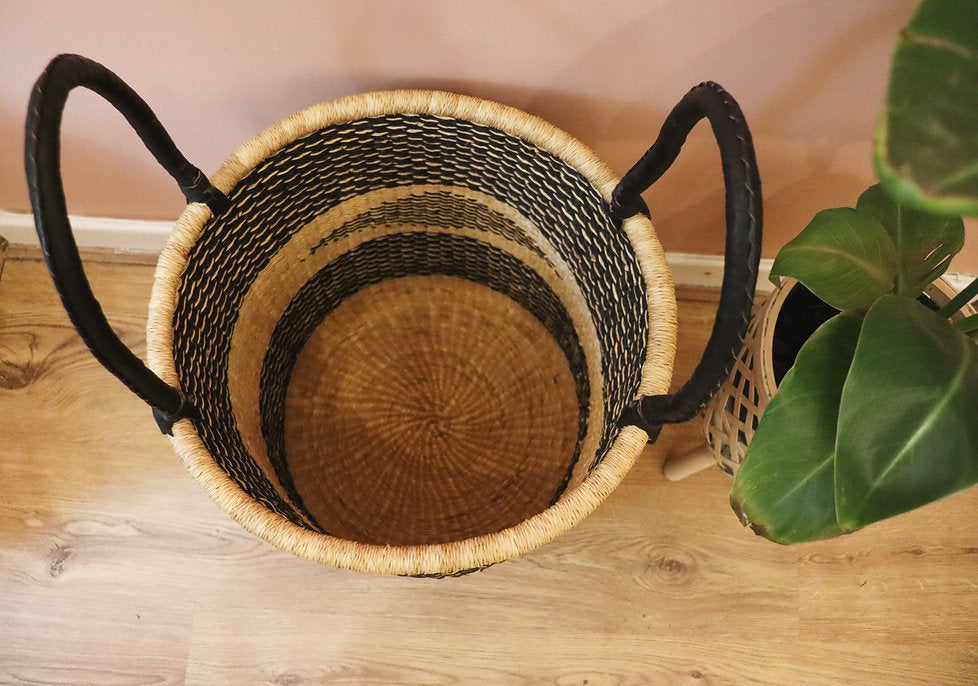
664;276;976;481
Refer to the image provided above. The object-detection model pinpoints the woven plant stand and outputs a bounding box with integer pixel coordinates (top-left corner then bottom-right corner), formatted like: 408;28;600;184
664;277;976;481
25;55;763;576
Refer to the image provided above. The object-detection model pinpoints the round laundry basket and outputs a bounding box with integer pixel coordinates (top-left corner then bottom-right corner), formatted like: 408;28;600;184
26;54;761;575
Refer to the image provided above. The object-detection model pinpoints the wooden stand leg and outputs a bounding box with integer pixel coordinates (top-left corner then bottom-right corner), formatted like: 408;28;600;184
0;235;7;290
663;444;716;481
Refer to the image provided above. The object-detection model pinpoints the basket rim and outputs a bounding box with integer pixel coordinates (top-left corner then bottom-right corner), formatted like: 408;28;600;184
145;89;678;575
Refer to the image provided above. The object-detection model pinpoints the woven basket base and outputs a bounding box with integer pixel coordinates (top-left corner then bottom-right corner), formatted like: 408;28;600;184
283;275;582;545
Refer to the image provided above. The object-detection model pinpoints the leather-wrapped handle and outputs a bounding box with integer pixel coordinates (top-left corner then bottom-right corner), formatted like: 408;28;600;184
24;54;229;434
615;81;762;437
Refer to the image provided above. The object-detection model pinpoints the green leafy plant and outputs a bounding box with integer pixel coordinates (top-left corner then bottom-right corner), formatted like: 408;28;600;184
730;0;978;544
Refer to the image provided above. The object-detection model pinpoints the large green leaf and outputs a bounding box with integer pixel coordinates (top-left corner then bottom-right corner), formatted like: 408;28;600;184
835;295;978;530
769;208;898;310
731;311;864;544
854;184;964;294
875;0;978;217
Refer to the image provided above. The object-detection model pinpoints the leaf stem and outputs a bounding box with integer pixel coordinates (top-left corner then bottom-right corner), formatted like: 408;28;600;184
938;275;978;318
953;312;978;335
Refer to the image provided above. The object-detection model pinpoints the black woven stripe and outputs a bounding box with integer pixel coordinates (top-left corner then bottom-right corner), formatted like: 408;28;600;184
308;191;553;267
260;232;590;525
407;563;491;578
171;113;649;529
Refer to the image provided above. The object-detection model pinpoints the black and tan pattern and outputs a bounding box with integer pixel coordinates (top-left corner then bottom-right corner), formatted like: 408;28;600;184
260;232;591;538
170;114;650;531
26;55;679;575
310;190;554;267
145;90;676;575
29;54;756;576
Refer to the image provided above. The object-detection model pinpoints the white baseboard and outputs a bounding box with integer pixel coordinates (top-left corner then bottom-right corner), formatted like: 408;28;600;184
665;252;776;293
664;253;976;295
3;208;973;293
0;209;173;253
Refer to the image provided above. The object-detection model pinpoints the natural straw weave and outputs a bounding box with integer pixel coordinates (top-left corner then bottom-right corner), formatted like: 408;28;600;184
146;91;676;575
701;284;785;475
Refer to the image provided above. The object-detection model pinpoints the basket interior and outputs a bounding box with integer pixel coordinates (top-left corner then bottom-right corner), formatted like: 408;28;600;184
170;112;650;545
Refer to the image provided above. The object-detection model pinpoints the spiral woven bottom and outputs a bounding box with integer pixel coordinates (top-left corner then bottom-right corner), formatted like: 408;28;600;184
284;275;581;545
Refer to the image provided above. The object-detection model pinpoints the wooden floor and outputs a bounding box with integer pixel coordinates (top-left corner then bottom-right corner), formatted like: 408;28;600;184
2;252;977;685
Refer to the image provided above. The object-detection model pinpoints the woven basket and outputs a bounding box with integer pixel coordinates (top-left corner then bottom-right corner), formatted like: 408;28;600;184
26;55;761;575
694;277;977;477
700;281;789;475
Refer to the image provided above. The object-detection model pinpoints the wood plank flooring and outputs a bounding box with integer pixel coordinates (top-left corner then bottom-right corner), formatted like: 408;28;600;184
1;254;977;685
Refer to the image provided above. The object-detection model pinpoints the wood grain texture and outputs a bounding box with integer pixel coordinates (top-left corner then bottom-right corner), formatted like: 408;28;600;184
1;255;977;685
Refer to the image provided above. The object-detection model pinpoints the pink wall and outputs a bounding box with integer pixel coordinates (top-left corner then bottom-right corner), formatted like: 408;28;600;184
3;1;975;268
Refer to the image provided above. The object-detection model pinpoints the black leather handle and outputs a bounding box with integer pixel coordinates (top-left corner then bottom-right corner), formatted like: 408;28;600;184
24;54;229;434
614;81;762;438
